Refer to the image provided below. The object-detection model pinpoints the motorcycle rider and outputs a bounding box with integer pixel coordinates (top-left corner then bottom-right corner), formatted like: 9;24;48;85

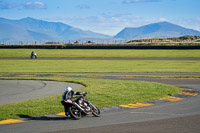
62;87;87;100
62;87;87;115
30;51;37;59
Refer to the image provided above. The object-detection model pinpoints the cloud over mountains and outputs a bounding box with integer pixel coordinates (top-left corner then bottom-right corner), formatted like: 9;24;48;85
0;0;19;9
0;1;46;10
23;2;47;9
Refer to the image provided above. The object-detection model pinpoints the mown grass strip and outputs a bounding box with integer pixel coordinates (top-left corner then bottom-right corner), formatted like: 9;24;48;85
0;77;181;120
0;49;200;58
1;73;200;79
0;60;200;73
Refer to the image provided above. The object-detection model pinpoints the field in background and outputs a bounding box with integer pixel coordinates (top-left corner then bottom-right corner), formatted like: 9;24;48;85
1;49;200;73
0;49;200;57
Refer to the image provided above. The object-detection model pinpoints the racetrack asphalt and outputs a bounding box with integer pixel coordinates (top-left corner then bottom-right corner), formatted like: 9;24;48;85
51;115;200;133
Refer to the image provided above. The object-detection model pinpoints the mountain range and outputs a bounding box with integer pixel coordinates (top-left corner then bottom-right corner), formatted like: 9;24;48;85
114;21;200;40
0;17;200;44
0;17;110;44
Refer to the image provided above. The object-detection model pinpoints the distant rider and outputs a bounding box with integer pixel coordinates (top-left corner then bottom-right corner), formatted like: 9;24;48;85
31;51;37;59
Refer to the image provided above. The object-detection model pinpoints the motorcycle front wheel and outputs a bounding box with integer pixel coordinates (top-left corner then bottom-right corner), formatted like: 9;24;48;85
91;104;100;117
67;106;82;120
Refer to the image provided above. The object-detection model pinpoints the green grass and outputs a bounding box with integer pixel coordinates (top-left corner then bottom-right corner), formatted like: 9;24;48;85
0;60;200;73
0;49;200;57
0;77;181;120
0;49;197;120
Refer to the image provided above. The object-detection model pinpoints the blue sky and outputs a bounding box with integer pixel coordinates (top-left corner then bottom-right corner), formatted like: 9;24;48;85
0;0;200;35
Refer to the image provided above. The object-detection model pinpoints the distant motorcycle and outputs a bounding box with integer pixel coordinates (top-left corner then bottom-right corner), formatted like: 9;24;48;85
30;52;37;59
61;92;100;120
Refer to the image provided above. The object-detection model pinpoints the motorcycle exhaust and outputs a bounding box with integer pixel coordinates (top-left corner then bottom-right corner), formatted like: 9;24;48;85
74;102;90;115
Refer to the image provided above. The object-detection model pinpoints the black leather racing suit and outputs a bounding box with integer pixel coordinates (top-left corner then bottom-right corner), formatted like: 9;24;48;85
62;90;86;100
62;90;87;115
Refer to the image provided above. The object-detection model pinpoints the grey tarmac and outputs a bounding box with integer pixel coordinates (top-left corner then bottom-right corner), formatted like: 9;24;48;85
0;80;84;105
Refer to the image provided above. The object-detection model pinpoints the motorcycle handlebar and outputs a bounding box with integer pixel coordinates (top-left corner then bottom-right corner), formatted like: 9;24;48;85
83;92;87;96
76;92;87;96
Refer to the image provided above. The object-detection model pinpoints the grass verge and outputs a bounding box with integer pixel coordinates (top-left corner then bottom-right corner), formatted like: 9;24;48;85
0;49;200;57
0;60;200;73
0;77;181;120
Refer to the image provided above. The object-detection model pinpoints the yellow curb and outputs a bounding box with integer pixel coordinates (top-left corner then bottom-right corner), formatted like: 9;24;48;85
159;96;184;101
56;112;66;116
0;119;25;125
181;92;198;96
181;88;196;91
120;103;154;108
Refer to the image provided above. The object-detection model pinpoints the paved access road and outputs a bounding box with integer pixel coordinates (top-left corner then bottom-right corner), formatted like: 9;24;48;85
0;80;84;105
0;78;200;133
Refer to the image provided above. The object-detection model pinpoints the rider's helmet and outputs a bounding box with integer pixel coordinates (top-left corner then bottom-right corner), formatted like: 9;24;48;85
65;87;72;92
62;87;73;100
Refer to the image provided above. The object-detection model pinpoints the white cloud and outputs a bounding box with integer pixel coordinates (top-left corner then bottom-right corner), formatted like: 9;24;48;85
0;1;47;10
123;0;161;4
159;18;168;21
23;1;47;9
0;1;19;9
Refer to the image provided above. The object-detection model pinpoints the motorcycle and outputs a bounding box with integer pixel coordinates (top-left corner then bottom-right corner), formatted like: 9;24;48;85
30;53;37;59
61;92;100;120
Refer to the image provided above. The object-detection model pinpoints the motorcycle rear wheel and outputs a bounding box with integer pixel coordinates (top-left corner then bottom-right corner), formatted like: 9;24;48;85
68;106;82;120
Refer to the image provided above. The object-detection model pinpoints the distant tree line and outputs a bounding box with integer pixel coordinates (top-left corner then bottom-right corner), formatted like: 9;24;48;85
127;35;200;43
1;44;200;49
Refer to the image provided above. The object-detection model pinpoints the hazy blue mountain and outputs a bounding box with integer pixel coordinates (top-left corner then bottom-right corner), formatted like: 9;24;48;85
0;17;110;44
2;18;200;44
114;22;200;40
